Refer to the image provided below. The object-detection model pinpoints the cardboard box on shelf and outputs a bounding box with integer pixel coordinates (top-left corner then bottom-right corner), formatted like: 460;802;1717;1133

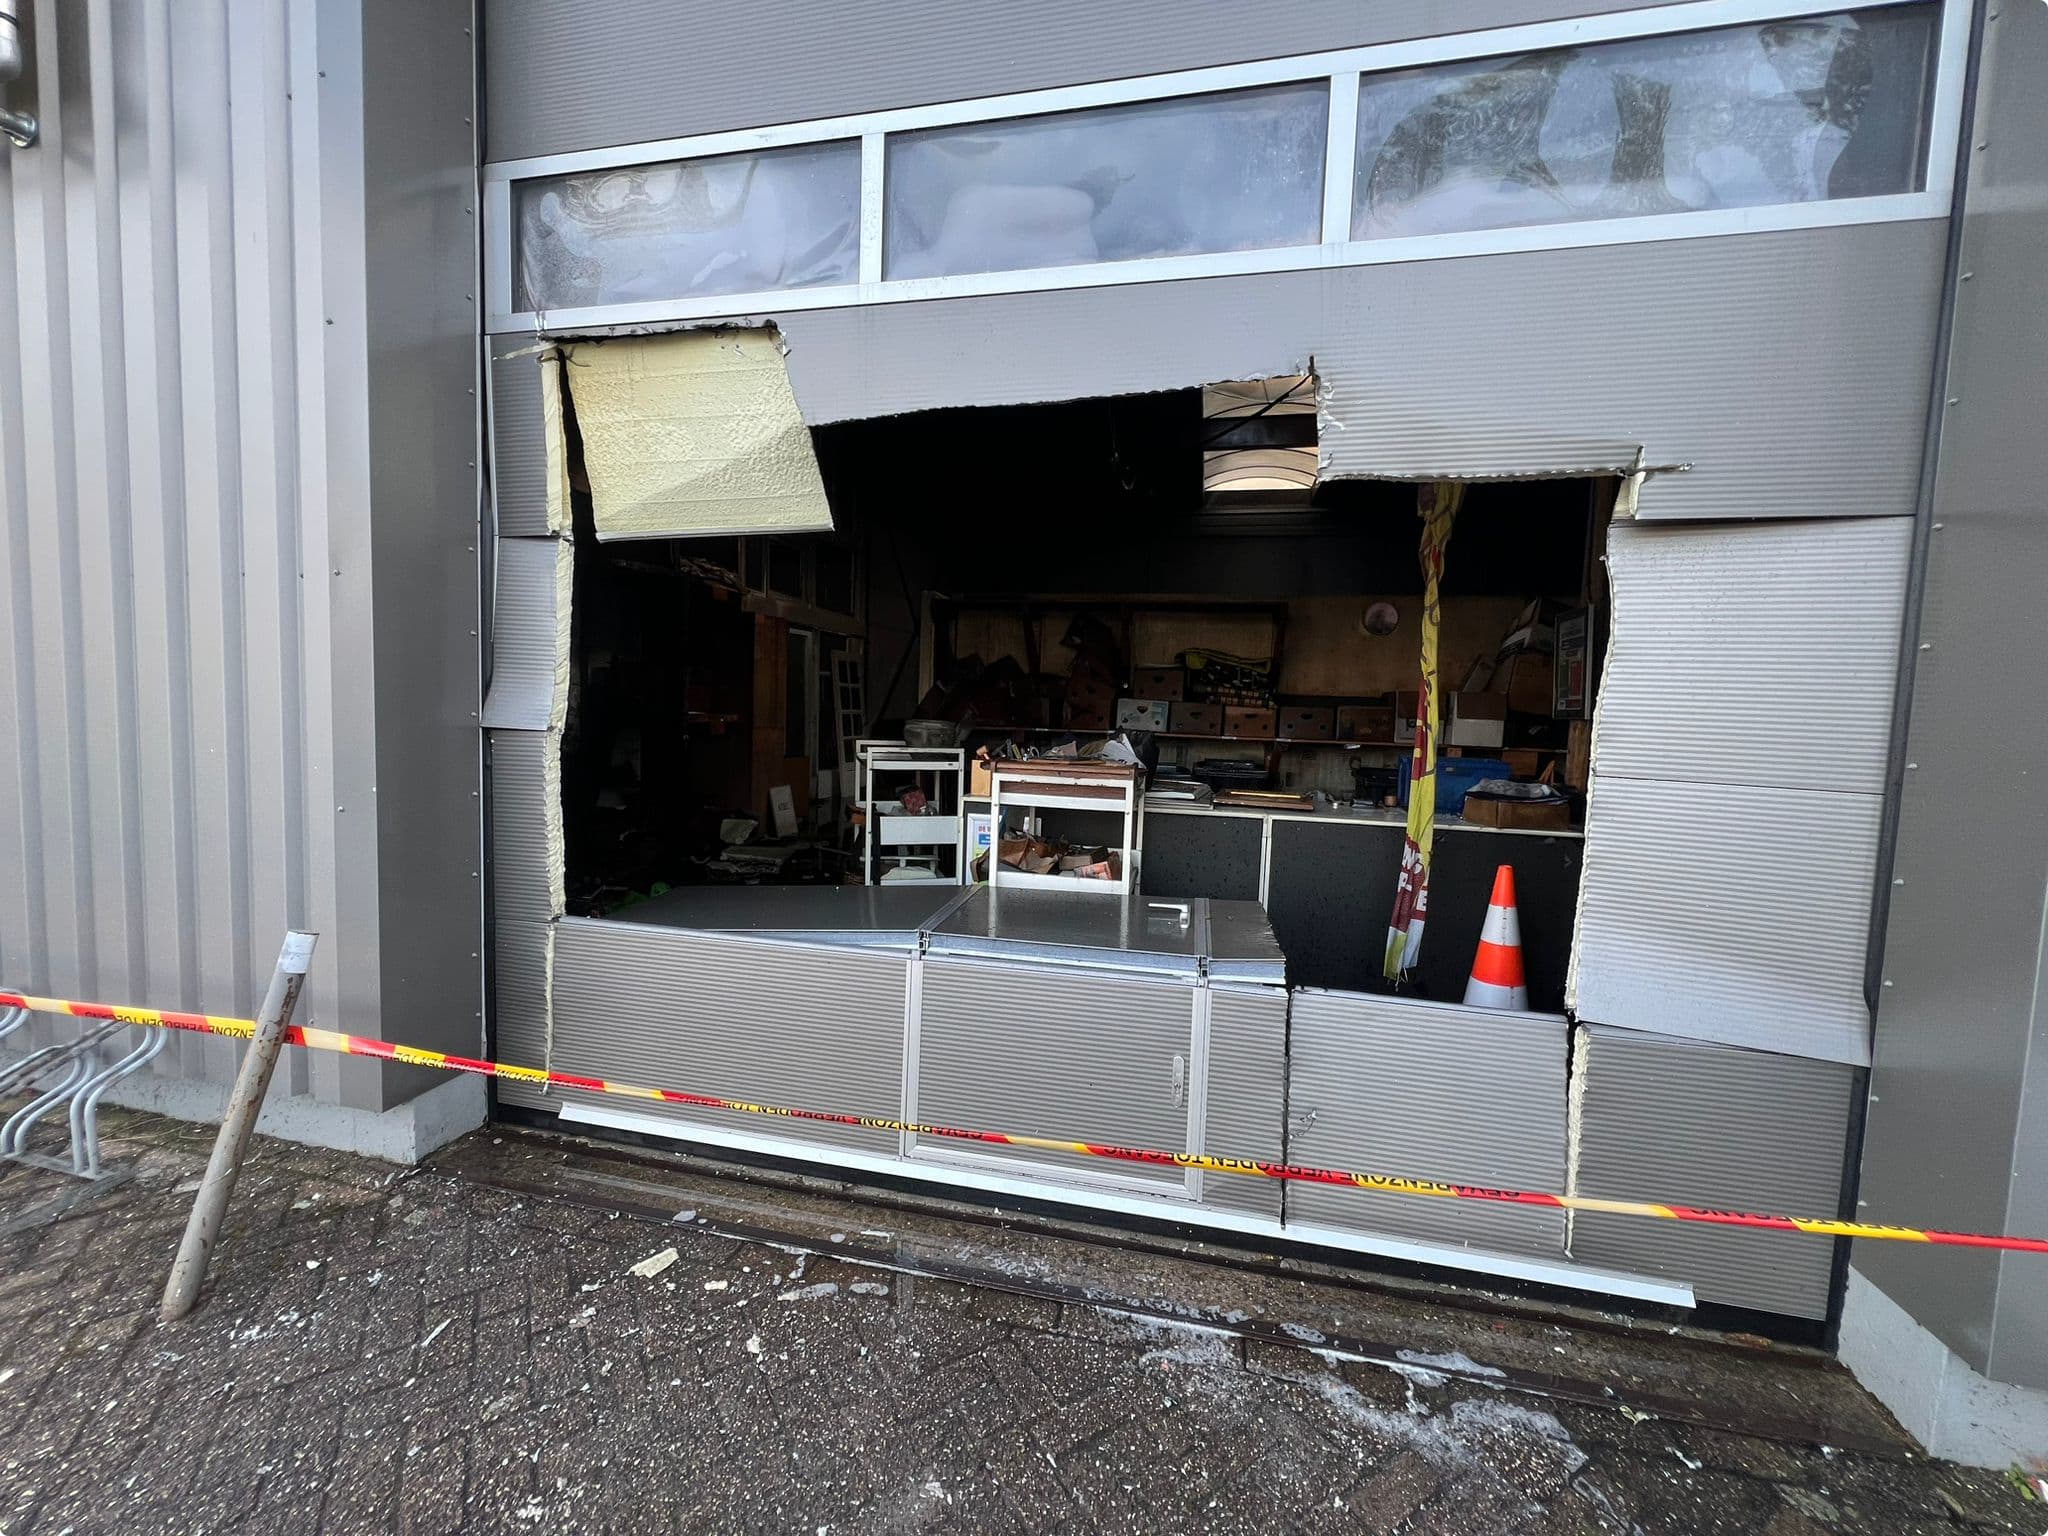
1114;698;1172;732
1131;667;1185;701
969;758;995;798
1462;793;1573;831
1336;703;1396;742
1276;705;1336;741
1500;748;1546;780
1169;701;1225;736
1223;705;1277;739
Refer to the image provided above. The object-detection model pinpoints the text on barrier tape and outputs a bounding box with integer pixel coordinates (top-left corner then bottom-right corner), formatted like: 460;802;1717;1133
4;987;2045;1255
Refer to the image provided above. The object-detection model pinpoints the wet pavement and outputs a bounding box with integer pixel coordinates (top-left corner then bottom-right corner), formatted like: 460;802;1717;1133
0;1110;2040;1535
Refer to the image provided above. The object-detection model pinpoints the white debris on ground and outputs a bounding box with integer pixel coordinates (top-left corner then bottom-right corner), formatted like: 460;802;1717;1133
628;1246;679;1279
1396;1347;1508;1380
777;1283;840;1303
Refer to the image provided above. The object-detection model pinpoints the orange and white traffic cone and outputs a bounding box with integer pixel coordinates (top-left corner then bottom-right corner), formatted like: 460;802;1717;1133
1463;864;1528;1010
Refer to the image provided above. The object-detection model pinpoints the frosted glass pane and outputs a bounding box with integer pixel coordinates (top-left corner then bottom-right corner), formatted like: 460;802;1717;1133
517;140;859;311
885;83;1328;280
1353;6;1937;240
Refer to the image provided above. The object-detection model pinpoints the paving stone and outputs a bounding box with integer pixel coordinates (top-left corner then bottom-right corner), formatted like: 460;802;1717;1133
0;1116;2039;1536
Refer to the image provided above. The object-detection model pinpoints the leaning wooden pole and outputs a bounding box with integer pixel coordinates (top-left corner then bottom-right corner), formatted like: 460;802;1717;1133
159;931;318;1322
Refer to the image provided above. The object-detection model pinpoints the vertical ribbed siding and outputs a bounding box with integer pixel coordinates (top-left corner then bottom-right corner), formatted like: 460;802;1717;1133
489;351;551;537
0;3;323;1092
0;2;480;1120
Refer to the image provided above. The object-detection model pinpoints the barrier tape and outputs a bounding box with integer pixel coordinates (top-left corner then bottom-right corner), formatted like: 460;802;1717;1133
6;987;2046;1256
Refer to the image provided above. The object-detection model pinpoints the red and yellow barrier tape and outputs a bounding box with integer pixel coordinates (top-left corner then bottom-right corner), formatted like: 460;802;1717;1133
6;987;2045;1256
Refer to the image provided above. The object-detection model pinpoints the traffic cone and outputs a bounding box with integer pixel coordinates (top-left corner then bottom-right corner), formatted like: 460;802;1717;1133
1463;865;1528;1010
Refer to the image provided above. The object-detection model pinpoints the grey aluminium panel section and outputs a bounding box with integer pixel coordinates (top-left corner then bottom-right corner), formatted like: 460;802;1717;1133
1597;520;1912;792
361;0;484;1103
549;919;906;1153
483;0;1708;162
490;352;551;538
493;921;552;1110
915;957;1194;1191
1286;991;1568;1259
1860;1;2048;1389
1202;985;1285;1220
489;730;559;924
1570;1024;1853;1320
779;223;1945;521
1572;776;1878;1067
480;537;569;730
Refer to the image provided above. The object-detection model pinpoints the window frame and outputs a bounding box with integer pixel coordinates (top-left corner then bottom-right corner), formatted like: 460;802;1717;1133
483;0;1967;336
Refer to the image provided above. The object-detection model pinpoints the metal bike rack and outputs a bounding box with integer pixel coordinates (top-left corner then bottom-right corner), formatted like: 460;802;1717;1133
0;1011;164;1179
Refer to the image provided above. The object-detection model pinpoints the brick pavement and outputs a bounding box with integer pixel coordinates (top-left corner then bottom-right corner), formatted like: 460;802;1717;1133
0;1117;2039;1535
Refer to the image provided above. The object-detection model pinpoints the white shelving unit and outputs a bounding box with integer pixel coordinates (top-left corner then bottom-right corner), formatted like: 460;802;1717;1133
987;763;1143;895
859;742;968;885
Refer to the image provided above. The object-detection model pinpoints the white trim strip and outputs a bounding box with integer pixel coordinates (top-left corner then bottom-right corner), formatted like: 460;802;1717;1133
557;1098;1697;1306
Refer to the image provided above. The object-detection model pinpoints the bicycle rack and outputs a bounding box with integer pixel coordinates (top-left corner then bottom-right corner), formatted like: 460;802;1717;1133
0;1008;166;1179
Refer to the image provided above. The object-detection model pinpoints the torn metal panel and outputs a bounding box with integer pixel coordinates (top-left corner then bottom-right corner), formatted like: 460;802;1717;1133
1571;775;1877;1067
564;330;833;540
490;351;561;537
480;537;573;731
1569;1024;1853;1320
489;729;564;924
541;353;573;534
1596;519;1912;793
773;221;1941;519
1286;990;1568;1259
494;921;555;1110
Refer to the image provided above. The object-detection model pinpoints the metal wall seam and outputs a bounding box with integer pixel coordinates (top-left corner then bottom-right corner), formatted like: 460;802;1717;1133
547;919;906;1151
1594;520;1914;792
1568;1023;1854;1319
1285;990;1569;1258
480;535;572;730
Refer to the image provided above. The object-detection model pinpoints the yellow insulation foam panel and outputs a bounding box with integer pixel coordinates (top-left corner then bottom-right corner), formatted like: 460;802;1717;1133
564;329;834;541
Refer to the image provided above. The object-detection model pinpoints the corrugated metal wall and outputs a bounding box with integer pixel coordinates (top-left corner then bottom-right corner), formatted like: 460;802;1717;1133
0;0;481;1122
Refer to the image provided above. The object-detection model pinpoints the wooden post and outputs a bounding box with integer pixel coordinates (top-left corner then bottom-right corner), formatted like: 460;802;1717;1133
159;931;318;1322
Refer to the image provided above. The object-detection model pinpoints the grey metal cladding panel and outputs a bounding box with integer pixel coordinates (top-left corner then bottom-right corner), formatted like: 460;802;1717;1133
1862;5;2048;1386
483;0;1705;161
781;223;1942;519
1574;777;1877;1067
1202;985;1285;1220
1570;1024;1853;1320
481;538;567;730
491;354;551;538
550;920;905;1152
1285;991;1567;1258
1139;812;1263;903
489;731;559;923
916;958;1193;1189
1597;520;1911;792
493;922;552;1110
